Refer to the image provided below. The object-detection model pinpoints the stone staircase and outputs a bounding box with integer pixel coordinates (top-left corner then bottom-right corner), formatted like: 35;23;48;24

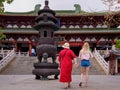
0;56;105;75
72;57;105;75
0;57;37;75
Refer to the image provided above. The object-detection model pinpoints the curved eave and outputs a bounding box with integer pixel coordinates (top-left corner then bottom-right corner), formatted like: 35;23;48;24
2;29;120;35
2;30;38;34
54;30;120;34
111;50;120;56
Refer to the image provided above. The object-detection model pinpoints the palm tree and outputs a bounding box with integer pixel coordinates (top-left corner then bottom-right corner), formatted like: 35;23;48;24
0;0;13;14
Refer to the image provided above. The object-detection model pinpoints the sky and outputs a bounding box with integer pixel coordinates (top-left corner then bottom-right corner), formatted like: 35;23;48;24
4;0;120;12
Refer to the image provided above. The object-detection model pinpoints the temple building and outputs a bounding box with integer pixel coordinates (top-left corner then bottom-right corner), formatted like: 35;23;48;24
0;2;120;56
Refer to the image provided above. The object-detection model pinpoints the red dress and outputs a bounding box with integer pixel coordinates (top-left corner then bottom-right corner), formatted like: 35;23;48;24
58;48;76;82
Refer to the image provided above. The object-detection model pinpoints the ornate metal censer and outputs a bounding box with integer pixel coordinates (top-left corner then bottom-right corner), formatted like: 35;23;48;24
32;0;59;80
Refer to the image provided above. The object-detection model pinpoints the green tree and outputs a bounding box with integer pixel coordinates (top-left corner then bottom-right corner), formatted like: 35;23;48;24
0;0;13;14
101;0;120;29
0;27;6;41
115;39;120;49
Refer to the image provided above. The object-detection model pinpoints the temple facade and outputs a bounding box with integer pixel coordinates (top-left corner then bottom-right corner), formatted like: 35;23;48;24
0;1;120;74
0;13;120;55
0;2;120;56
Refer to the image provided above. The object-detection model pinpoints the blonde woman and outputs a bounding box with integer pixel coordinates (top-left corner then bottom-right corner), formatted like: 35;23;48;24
78;42;93;87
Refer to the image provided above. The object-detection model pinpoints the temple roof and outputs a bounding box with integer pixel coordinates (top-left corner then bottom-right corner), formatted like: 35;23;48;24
3;2;120;16
54;30;120;34
2;29;120;34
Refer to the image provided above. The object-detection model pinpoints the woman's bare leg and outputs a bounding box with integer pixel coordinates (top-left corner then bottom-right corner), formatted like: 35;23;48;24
79;67;84;86
68;82;71;88
85;67;89;87
80;67;84;82
64;82;68;88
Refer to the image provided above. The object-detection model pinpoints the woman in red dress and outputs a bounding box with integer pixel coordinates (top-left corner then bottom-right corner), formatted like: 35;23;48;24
58;42;77;89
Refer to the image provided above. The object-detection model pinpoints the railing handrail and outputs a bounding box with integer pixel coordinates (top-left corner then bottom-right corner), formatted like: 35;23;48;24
0;50;15;71
93;49;109;75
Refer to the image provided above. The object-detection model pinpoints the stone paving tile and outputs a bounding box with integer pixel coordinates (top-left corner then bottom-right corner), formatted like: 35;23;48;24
0;75;120;90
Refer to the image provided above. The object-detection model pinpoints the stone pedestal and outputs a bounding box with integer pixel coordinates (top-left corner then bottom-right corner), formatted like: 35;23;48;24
32;62;59;80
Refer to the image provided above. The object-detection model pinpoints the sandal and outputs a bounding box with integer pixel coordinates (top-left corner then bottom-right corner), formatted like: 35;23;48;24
64;86;68;89
68;84;71;88
79;82;82;87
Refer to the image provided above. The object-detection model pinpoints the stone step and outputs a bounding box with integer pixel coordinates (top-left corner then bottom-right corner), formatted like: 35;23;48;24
72;57;105;75
0;57;37;75
0;56;105;75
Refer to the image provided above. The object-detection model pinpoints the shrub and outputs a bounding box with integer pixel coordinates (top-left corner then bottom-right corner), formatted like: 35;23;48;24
115;39;120;49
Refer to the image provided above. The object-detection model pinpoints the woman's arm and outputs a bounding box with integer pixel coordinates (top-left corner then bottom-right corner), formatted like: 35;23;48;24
73;58;77;64
78;51;81;58
90;51;93;58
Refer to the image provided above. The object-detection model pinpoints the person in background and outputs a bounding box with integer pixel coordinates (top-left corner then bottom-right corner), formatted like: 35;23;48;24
31;48;36;56
58;42;78;89
78;42;93;87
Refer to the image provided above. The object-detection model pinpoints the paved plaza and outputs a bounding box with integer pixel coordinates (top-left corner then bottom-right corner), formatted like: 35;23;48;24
0;75;120;90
